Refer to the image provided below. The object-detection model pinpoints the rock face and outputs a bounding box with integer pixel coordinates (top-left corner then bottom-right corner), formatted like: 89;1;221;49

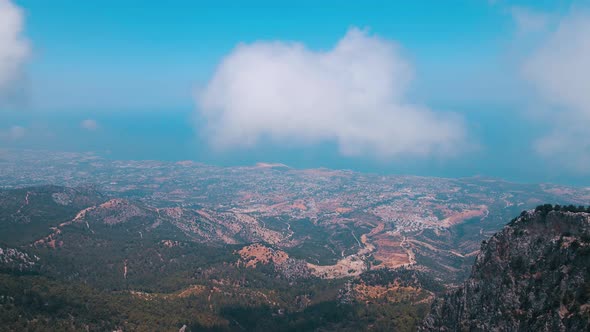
0;246;39;272
422;210;590;331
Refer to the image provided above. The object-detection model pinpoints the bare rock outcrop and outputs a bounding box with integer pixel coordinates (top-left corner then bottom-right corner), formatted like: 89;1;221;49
422;209;590;331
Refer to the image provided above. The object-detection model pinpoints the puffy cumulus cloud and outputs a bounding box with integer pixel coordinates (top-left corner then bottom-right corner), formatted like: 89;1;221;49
523;13;590;172
0;0;29;96
81;119;99;131
196;28;466;159
510;6;549;35
524;14;590;118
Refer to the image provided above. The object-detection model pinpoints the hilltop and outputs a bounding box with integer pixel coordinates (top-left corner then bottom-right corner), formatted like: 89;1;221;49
422;207;590;331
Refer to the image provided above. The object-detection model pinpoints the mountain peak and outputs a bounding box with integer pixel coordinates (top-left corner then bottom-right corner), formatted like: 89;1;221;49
422;209;590;331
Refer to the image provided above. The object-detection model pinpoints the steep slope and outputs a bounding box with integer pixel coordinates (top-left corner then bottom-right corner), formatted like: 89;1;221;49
0;185;105;245
422;208;590;331
32;197;287;251
8;186;288;291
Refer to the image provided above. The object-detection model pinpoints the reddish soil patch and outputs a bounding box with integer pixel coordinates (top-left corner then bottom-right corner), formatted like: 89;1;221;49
372;234;410;268
237;244;289;268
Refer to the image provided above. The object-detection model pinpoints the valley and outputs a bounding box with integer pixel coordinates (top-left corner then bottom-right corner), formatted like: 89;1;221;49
1;150;589;330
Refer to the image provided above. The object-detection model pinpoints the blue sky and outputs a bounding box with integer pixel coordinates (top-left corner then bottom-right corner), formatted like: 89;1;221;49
1;0;590;186
14;0;565;110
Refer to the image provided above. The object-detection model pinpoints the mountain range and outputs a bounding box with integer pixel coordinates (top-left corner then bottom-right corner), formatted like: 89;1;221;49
0;184;589;330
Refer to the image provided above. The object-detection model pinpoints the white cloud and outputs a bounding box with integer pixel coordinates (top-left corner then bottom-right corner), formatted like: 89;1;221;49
511;6;549;35
523;12;590;171
0;125;25;140
81;119;99;131
0;0;29;97
9;125;25;139
196;28;466;158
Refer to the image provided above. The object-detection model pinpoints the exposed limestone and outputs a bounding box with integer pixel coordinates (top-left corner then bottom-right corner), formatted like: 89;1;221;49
422;210;590;331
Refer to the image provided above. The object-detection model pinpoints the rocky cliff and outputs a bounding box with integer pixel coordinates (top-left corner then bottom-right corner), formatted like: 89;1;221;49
422;208;590;331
